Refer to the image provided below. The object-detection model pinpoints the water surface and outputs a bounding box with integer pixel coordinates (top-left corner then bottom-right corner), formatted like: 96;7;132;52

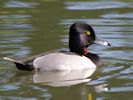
0;0;132;100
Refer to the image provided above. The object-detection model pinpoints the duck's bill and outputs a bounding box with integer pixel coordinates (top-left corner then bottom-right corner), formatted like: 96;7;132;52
93;39;111;46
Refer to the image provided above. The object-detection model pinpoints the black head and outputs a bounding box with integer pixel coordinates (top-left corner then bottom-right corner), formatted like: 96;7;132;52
69;22;110;55
69;22;96;55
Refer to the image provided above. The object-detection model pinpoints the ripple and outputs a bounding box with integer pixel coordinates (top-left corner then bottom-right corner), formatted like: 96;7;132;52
119;66;133;74
101;51;133;61
65;1;133;10
0;14;32;19
0;96;36;100
0;84;19;91
2;23;33;29
61;19;133;26
4;0;38;8
102;12;133;19
118;74;133;79
109;86;133;92
102;66;124;73
0;9;34;57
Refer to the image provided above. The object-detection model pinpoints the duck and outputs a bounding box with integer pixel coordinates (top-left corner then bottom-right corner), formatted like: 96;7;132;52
3;22;110;71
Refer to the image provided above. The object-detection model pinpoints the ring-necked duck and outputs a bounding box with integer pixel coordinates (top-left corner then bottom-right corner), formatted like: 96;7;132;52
3;22;110;71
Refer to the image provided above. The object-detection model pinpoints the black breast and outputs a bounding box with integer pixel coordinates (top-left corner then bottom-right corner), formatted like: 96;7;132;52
84;53;102;66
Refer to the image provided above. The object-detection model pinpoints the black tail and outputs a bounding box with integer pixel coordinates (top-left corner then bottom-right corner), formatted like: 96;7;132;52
14;63;34;71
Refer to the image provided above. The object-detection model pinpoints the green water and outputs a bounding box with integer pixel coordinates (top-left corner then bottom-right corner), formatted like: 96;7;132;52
0;0;132;100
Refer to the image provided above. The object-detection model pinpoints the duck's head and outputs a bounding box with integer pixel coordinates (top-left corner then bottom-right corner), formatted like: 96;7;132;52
69;22;110;55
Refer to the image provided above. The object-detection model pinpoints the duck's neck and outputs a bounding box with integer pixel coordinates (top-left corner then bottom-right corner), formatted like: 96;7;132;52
69;44;89;56
69;44;85;55
69;37;88;55
83;48;89;55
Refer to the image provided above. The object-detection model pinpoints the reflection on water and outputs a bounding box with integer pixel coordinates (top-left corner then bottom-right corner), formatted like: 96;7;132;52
0;0;38;58
0;0;133;100
4;0;37;8
33;70;94;87
65;1;132;10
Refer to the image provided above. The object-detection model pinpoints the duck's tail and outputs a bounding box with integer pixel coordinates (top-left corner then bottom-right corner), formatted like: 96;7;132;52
3;57;20;63
3;57;34;71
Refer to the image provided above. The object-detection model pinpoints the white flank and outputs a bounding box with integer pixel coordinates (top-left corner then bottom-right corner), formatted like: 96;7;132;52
33;52;96;71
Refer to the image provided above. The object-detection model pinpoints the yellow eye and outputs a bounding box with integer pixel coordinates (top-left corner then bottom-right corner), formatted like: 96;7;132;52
85;31;91;35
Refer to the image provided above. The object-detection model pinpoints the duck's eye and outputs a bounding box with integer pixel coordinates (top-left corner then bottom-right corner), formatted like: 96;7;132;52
85;31;91;35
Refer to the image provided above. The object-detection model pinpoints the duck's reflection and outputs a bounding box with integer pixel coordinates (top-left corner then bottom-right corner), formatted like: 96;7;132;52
33;68;96;87
7;68;109;100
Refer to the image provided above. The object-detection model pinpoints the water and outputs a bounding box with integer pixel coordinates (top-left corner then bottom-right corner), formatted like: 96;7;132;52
0;0;133;100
